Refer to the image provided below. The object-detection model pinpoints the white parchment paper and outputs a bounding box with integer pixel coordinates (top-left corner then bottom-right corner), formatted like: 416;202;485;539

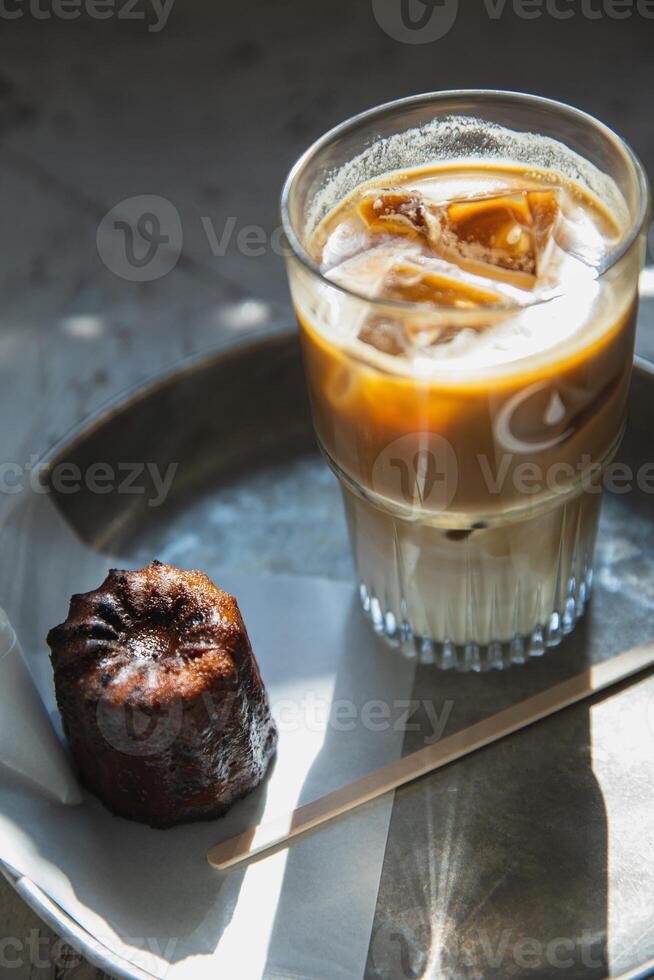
0;607;81;806
0;492;417;979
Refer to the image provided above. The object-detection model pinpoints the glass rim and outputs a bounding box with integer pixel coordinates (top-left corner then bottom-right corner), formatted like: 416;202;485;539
280;89;651;315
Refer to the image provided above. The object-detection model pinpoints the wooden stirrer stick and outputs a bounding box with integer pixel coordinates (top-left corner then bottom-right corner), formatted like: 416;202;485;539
208;644;654;871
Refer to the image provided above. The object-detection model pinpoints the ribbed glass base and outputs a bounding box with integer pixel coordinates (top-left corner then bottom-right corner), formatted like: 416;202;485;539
345;484;601;671
359;565;593;671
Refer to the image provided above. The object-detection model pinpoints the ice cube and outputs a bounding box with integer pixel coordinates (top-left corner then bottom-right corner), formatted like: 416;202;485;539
327;242;413;296
554;193;618;269
358;190;441;244
320;217;370;271
437;189;560;288
357;312;460;354
358;315;411;355
358;187;560;290
384;259;504;308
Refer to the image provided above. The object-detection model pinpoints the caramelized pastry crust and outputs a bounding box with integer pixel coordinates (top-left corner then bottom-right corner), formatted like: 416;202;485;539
47;561;277;827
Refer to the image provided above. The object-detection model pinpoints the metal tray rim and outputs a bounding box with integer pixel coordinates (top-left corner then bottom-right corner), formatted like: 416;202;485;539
2;335;653;980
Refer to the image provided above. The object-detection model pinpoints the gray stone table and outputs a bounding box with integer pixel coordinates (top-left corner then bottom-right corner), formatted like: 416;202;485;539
0;2;653;976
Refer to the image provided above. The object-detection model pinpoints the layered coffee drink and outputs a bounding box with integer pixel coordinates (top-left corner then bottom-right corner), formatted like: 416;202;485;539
283;95;648;669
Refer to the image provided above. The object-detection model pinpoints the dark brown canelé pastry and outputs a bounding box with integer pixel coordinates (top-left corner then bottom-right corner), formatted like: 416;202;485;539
47;561;277;828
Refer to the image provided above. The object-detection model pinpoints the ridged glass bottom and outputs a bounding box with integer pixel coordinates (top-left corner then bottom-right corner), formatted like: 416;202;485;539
344;485;601;671
359;567;593;671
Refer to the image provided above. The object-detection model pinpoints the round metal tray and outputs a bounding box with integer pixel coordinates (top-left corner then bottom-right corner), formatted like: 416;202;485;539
3;324;654;980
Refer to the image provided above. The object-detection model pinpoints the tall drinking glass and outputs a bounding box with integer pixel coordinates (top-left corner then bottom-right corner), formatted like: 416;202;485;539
282;91;650;670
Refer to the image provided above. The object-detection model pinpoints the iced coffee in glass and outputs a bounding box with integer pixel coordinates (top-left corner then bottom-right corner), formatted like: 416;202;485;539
282;92;650;670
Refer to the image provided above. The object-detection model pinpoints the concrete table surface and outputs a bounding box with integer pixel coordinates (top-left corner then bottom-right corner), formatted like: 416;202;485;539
0;2;653;976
